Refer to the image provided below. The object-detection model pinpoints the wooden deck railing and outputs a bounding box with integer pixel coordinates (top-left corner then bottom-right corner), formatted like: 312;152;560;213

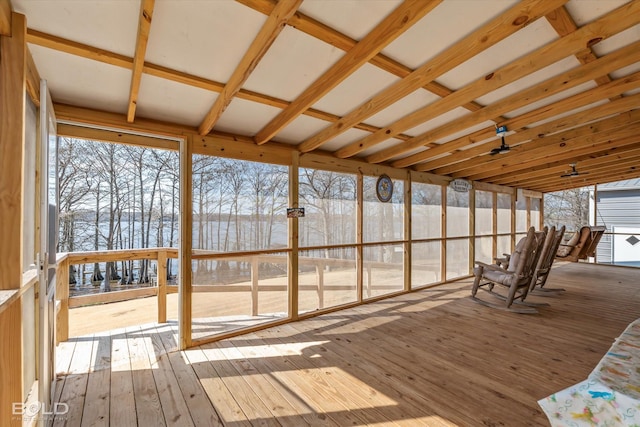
55;247;434;342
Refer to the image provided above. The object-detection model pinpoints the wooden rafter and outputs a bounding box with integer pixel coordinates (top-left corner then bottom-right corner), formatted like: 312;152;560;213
198;0;302;136
26;29;416;141
25;47;41;106
467;125;640;183
534;165;640;193
413;67;640;174
295;0;568;153
238;0;491;127
493;147;640;188
253;0;442;145
450;122;640;181
414;94;640;178
423;69;640;176
127;0;155;123
340;22;640;161
546;5;615;90
369;1;640;166
0;0;10;36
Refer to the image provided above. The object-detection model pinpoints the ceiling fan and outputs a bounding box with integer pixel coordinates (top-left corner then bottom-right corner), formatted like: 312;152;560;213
561;163;589;178
489;125;510;155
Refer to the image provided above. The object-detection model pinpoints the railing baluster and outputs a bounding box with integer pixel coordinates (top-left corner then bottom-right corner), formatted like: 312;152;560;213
57;258;69;343
157;250;167;324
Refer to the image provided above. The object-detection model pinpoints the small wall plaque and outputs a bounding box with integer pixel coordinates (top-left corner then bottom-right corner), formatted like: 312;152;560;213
449;178;472;193
287;208;305;218
376;174;394;202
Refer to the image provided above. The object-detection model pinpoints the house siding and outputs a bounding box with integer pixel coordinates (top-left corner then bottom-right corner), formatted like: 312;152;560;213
595;189;640;263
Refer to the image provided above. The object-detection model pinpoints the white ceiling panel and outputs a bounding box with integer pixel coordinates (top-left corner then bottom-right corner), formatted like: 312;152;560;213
381;0;519;70
503;80;598;119
14;0;139;57
365;88;441;130
214;98;281;137
298;0;402;41
135;74;217;128
145;1;267;83
436;17;559;91
242;26;344;101
526;99;610;129
29;45;130;114
435;120;497;144
474;56;582;106
591;24;640;57
322;128;372;152
274;114;328;145
609;62;640;80
565;0;631;26
359;138;413;159
405;106;472;137
311;63;400;117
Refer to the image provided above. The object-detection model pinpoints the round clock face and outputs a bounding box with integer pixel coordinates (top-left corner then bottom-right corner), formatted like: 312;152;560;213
376;174;393;202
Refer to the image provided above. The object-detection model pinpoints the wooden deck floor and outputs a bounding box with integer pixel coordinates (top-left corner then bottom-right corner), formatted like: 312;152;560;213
53;262;640;426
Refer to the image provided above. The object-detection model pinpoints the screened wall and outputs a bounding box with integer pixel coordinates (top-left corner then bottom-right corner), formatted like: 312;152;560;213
53;131;544;348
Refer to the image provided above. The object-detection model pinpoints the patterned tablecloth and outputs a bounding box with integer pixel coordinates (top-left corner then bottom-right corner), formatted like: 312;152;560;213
538;318;640;426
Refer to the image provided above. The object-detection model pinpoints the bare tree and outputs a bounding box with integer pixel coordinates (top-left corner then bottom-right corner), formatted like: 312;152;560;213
544;188;590;232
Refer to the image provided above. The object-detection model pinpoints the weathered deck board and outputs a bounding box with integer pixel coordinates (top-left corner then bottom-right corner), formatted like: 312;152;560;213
55;263;640;426
109;327;137;427
80;329;111;427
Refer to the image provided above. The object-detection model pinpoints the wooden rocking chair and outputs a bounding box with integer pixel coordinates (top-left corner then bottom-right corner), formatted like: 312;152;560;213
470;227;546;314
529;225;566;295
555;225;606;262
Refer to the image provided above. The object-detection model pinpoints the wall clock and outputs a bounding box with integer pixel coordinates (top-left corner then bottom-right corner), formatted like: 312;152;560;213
376;174;393;202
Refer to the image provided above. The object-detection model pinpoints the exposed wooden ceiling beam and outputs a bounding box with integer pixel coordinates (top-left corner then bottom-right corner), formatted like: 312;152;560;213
469;130;640;186
0;0;11;36
435;70;640;177
237;0;492;117
534;165;640;193
25;47;40;106
354;35;640;164
26;28;417;141
414;69;640;174
494;150;640;192
452;119;640;181
295;0;567;153
127;0;155;123
253;0;441;145
546;5;615;90
467;130;640;184
371;1;640;166
498;149;640;188
198;0;302;136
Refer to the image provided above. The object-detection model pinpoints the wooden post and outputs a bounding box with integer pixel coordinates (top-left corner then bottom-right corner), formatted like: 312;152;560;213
316;264;324;309
511;193;517;252
0;11;26;425
441;185;447;281
526;196;531;229
468;187;476;274
179;135;193;350
56;259;69;343
251;257;259;316
492;192;498;261
539;195;545;230
356;174;363;301
288;152;299;320
157;250;167;324
404;170;411;291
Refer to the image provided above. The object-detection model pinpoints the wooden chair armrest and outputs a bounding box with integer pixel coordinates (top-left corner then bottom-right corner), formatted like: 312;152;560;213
474;261;509;273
